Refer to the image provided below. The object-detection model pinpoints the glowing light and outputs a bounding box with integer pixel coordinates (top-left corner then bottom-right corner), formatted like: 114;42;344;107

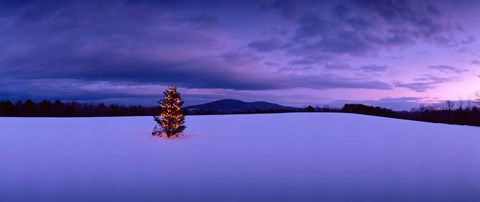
154;86;186;138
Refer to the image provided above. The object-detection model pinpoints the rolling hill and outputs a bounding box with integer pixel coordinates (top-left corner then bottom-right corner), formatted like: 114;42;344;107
185;99;298;113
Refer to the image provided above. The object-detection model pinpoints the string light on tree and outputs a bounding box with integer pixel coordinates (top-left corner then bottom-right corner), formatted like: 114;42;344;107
153;86;186;138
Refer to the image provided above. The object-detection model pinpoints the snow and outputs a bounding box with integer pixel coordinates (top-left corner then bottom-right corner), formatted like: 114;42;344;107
1;113;480;201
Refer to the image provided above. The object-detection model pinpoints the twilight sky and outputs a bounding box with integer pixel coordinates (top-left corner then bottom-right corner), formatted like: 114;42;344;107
1;0;480;110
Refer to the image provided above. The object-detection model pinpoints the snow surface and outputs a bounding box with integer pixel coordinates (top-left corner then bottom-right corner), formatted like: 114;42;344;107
1;113;480;201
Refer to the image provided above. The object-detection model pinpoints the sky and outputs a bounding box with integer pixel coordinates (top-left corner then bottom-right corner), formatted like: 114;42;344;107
1;0;480;110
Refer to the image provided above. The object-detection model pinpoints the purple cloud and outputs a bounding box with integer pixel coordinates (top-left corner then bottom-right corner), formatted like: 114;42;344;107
324;63;353;70
471;60;480;65
261;0;299;19
394;75;452;92
248;38;284;52
360;65;389;72
428;65;468;74
280;0;472;60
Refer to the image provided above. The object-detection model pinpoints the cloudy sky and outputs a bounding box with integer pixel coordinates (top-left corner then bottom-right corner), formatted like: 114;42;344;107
1;0;480;110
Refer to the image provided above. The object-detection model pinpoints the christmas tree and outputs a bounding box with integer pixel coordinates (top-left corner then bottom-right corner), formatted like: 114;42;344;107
153;86;186;138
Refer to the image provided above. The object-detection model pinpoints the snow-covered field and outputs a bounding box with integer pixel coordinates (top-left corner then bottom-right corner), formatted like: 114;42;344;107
1;113;480;201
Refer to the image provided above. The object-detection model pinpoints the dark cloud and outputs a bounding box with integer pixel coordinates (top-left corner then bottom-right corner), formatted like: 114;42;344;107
471;60;480;65
359;65;389;72
8;54;286;91
293;14;331;41
332;3;350;19
353;0;465;45
0;1;276;91
248;38;284;52
261;0;299;19
426;6;441;17
263;61;278;67
322;63;389;74
295;74;392;90
124;0;180;6
428;65;468;74
221;50;263;64
345;17;373;30
394;75;451;92
0;78;151;103
394;82;434;92
277;65;314;72
378;96;421;102
352;0;416;23
289;59;317;65
179;14;221;28
415;75;451;83
324;63;352;70
286;0;467;57
316;31;376;55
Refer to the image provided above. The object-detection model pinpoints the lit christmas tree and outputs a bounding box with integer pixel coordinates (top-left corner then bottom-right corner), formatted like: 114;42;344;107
153;86;186;138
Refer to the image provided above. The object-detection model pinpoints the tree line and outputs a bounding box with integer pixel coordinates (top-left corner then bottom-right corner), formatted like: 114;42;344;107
337;103;480;126
1;99;479;126
0;99;157;117
400;101;480;126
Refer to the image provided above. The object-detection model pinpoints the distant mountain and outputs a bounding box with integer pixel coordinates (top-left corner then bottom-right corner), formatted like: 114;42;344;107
185;99;299;114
